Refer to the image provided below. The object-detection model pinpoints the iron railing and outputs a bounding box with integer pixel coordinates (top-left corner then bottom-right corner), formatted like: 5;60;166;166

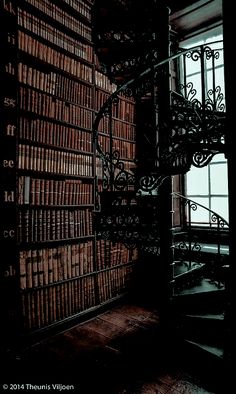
172;192;229;292
93;40;226;196
93;40;228;292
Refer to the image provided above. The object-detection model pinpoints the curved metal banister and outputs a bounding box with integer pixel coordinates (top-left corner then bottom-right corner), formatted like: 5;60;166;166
173;192;229;228
93;39;226;190
93;39;225;137
93;38;227;262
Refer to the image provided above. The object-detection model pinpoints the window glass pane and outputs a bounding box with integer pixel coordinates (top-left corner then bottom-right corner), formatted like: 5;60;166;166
210;163;228;194
210;197;228;222
205;48;224;70
211;153;226;163
214;67;225;98
185;53;201;74
187;197;210;224
186;74;201;101
187;166;209;195
214;47;224;67
181;28;222;49
211;47;224;68
182;31;227;226
205;68;225;106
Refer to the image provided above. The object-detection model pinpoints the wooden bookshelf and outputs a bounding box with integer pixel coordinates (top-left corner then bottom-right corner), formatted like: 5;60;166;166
0;0;138;342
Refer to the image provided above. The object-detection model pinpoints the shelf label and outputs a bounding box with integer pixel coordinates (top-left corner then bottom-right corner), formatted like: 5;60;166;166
6;124;16;136
4;265;16;278
2;159;14;168
2;229;15;238
4;97;16;107
4;190;15;202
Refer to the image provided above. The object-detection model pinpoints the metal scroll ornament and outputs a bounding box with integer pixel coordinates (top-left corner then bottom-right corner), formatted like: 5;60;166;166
94;191;161;253
101;150;135;191
168;80;226;171
92;0;169;86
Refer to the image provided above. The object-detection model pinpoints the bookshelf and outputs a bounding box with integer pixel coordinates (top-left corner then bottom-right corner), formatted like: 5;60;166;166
0;0;138;343
0;0;19;342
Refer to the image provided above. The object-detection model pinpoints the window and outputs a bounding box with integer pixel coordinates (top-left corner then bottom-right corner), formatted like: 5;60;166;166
186;154;228;224
181;28;228;224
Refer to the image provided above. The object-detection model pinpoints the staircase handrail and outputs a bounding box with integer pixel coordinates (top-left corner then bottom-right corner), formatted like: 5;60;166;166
173;192;229;228
93;39;224;143
93;39;225;182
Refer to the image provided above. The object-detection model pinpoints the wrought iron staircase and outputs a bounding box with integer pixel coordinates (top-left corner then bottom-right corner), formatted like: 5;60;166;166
92;0;230;375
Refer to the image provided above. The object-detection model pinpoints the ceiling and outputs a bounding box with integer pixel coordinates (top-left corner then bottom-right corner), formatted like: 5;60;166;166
165;0;223;38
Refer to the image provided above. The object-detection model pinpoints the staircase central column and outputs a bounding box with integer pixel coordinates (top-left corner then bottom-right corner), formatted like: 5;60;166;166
156;6;173;327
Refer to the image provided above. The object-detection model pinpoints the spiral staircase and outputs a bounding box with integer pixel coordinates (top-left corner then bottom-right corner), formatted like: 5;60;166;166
92;0;231;383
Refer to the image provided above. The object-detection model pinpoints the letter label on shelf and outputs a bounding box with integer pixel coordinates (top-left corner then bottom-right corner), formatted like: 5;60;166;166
3;159;14;168
4;97;16;107
6;124;16;136
4;191;15;202
3;230;15;238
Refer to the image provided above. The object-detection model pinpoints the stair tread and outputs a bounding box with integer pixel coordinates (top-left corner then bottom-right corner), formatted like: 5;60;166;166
185;339;224;358
184;313;224;320
173;241;229;254
173;278;225;296
173;261;204;277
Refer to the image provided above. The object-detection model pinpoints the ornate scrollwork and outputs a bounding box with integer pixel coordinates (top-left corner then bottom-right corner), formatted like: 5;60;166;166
95;190;161;252
170;77;226;170
204;46;220;60
101;150;135;191
178;82;198;103
137;174;168;194
93;36;227;253
93;0;169;86
192;151;215;167
205;86;225;112
175;240;202;267
177;240;201;253
211;213;228;228
186;49;201;62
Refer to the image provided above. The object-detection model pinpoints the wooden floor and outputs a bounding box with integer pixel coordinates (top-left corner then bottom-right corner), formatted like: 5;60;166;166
3;302;227;393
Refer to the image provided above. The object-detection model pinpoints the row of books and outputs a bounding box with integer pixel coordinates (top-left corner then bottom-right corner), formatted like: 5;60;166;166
1;0;139;335
24;0;92;40
112;98;135;124
19;241;137;291
19;241;94;289
95;70;117;93
96;240;138;270
19;87;93;129
98;117;136;141
18;208;93;243
5;61;16;76
18;62;93;107
95;89;135;123
21;274;96;329
99;134;136;160
18;31;93;82
62;0;92;21
18;9;93;62
21;264;134;330
97;265;134;305
18;176;93;206
19;117;93;152
18;144;93;176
